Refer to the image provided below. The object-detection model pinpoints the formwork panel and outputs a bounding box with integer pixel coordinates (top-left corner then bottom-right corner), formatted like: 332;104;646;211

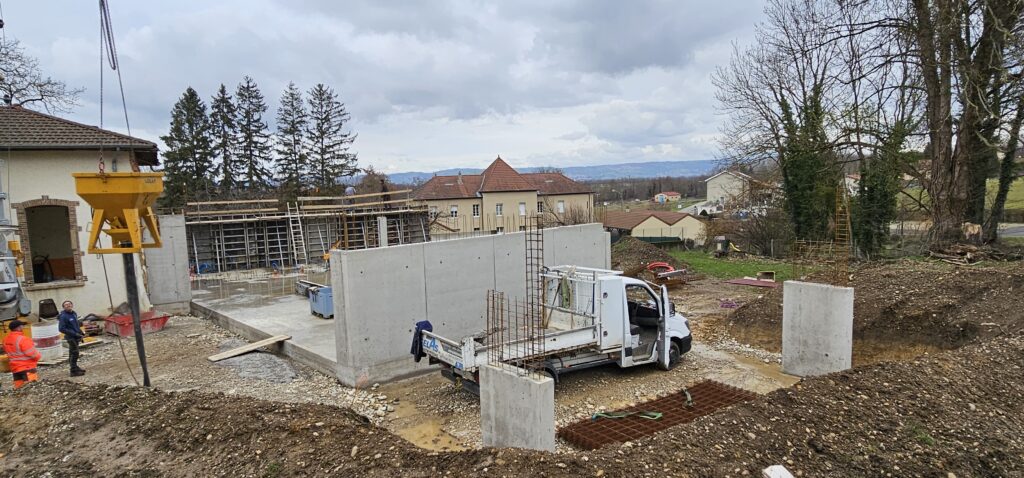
557;380;760;450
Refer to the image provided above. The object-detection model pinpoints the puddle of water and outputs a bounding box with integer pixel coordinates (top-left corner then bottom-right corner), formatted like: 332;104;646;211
729;353;800;388
394;420;467;452
387;397;467;451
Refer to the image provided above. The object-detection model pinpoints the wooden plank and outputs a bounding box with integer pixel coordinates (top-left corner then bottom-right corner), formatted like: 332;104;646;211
300;198;419;210
207;335;291;362
187;199;280;206
298;189;412;202
185;208;280;216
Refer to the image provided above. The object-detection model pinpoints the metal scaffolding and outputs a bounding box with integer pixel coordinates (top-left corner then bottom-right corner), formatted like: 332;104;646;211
183;190;430;274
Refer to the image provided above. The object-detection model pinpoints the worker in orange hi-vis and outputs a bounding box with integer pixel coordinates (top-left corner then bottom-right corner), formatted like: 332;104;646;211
3;319;41;389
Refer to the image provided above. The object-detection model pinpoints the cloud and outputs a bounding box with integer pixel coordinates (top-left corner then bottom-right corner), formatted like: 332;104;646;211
2;0;764;172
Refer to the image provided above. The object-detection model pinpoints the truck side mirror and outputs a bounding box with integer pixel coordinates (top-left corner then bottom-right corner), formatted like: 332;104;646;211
18;297;31;316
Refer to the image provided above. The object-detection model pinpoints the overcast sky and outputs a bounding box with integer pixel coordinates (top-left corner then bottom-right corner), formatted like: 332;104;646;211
3;1;763;173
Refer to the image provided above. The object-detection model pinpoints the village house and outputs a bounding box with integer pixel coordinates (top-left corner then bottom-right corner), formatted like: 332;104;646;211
413;157;594;234
689;170;774;216
0;105;156;316
602;210;706;246
653;191;682;203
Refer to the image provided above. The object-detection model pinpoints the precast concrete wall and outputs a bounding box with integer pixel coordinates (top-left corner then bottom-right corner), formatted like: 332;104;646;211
331;223;610;385
480;364;555;451
782;281;853;377
145;215;191;314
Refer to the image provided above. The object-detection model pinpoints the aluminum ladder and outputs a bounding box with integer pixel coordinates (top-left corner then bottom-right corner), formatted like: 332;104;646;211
286;203;308;265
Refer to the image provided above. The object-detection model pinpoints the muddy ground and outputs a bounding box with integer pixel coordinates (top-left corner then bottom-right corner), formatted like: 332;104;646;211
3;258;1024;476
728;259;1024;363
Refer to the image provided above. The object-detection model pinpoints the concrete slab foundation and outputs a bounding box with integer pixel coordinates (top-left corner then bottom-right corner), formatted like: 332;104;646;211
190;273;336;376
782;281;853;377
480;364;555;451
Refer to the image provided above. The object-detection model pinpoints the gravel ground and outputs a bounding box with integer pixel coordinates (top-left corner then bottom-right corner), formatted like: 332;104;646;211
27;315;397;425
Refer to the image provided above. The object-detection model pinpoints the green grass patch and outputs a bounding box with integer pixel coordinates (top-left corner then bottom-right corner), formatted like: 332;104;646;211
669;250;802;282
901;178;1024;210
905;422;936;446
1000;236;1024;247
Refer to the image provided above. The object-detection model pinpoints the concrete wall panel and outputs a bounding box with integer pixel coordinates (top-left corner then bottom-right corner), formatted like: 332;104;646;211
492;232;527;300
333;243;428;385
424;236;496;332
146;215;191;313
782;281;853;377
332;224;609;385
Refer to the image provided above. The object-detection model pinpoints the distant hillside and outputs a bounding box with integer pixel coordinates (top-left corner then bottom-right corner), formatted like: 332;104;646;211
387;159;718;184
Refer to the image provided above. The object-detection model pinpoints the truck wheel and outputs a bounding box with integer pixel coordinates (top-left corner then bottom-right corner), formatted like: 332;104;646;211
666;341;681;370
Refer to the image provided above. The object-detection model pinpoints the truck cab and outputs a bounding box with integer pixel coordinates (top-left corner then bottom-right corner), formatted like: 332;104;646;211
595;274;691;370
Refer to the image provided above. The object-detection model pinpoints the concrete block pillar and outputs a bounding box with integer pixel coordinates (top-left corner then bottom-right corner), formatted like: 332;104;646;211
480;364;555;451
782;281;853;377
377;216;388;247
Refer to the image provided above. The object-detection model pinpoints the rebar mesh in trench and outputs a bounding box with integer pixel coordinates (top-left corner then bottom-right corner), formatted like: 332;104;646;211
557;380;760;450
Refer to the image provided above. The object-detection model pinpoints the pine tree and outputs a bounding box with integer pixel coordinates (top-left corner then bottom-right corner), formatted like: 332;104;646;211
209;84;240;193
159;87;214;208
235;76;273;191
274;82;308;199
304;83;358;191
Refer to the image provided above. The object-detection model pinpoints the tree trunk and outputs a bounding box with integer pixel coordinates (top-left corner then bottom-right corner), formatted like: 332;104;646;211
914;0;965;244
984;96;1024;242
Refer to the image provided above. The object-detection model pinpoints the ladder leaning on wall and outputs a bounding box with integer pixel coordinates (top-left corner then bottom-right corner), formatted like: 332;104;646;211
286;203;308;265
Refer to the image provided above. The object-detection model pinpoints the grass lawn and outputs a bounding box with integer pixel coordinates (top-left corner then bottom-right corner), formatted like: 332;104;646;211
901;178;1024;210
1000;236;1024;247
669;250;802;282
597;198;701;214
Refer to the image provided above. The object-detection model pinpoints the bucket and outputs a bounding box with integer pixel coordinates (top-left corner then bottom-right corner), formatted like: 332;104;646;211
31;321;63;362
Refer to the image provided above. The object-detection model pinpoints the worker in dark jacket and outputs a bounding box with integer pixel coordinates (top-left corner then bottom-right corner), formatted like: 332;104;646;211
57;300;85;376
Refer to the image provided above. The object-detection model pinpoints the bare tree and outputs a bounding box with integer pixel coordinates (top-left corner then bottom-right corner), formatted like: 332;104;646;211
0;39;83;113
716;0;1024;248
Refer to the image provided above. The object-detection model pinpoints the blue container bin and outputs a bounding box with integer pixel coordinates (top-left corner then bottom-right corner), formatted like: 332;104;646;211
309;287;334;319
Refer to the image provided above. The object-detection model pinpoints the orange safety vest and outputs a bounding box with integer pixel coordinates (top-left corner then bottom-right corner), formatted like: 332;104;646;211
3;331;41;373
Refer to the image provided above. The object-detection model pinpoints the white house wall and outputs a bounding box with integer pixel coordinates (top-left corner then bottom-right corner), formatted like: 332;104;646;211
706;173;746;205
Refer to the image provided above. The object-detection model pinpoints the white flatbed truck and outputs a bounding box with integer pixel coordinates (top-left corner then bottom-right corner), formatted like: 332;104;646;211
414;265;692;394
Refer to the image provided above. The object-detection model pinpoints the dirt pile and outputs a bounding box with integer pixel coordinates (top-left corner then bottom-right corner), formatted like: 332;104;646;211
600;332;1024;477
728;260;1024;356
4;333;1024;477
611;236;684;276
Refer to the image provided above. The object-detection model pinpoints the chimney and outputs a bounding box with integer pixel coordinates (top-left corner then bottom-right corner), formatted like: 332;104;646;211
457;171;463;185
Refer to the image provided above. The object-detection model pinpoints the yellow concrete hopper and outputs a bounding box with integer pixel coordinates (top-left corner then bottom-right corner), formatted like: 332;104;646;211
72;172;164;254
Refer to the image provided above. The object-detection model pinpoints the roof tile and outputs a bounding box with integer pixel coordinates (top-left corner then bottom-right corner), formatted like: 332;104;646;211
0;105;159;165
602;210;696;230
478;157;535;192
413;158;591;200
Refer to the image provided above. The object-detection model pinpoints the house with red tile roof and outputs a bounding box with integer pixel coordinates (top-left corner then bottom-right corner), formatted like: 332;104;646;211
653;191;682;203
0;105;159;315
413;157;593;234
602;210;706;245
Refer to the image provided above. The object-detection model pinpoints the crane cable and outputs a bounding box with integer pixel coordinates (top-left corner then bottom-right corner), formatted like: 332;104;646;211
98;0;137;172
97;0;140;387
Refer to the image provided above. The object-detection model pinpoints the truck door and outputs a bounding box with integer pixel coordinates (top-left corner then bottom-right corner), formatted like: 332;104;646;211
597;277;625;353
658;284;670;369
